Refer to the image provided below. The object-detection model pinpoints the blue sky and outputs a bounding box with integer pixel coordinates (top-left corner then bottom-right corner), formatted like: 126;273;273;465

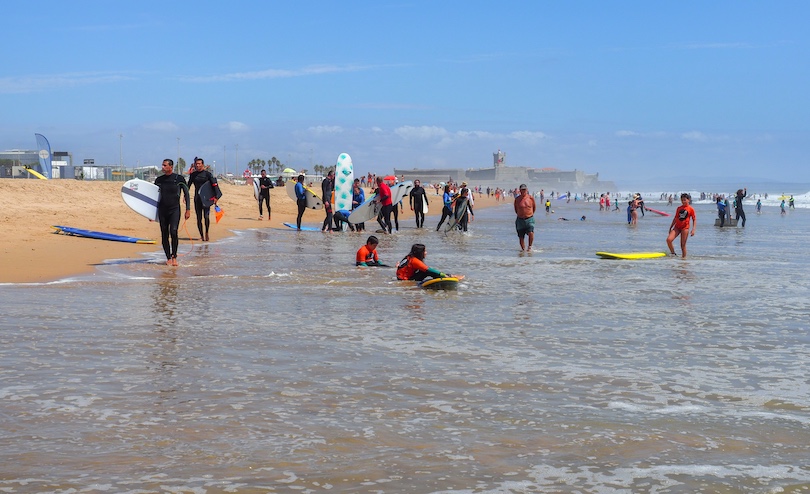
2;1;808;188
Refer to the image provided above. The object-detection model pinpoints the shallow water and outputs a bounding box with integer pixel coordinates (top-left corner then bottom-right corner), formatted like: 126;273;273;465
2;201;809;493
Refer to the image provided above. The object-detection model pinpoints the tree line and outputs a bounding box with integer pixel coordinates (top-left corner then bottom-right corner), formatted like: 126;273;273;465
244;157;334;177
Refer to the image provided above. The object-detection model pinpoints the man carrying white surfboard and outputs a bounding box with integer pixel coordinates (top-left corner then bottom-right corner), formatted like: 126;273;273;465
154;159;191;266
374;176;394;234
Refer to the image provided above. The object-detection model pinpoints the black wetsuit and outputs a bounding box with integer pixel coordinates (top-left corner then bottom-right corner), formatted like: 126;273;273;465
187;170;218;240
735;190;747;227
258;176;273;216
409;186;429;228
154;173;190;260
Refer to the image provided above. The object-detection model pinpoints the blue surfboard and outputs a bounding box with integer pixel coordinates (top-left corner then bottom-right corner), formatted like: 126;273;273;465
52;226;156;244
282;222;321;231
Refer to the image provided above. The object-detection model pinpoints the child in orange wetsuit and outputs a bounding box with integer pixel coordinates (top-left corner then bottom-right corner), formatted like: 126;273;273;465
396;243;448;281
356;235;384;266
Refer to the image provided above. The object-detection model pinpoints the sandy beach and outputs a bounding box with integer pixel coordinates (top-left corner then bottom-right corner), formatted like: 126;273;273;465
0;179;501;283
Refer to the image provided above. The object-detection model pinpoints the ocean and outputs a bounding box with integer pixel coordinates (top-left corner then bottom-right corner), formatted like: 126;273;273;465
1;194;809;493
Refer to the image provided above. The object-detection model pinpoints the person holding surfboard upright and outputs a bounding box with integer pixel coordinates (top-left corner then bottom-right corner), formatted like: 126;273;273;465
666;193;697;258
294;175;307;230
409;179;429;228
257;169;273;220
735;187;747;227
514;184;536;251
321;170;335;230
154;159;191;266
187;157;218;241
352;179;366;232
374;176;394;234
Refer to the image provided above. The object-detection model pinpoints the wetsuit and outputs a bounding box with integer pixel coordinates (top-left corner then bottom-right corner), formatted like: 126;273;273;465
735;189;747;227
376;182;393;234
396;255;445;281
334;209;354;231
257;176;273;216
295;181;307;229
322;175;334;227
453;195;473;231
352;187;365;231
409;186;429;228
187;169;218;240
356;245;380;266
154;173;190;261
435;191;454;230
717;200;726;227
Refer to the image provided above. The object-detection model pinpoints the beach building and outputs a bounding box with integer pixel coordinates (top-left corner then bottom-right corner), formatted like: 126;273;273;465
394;150;617;191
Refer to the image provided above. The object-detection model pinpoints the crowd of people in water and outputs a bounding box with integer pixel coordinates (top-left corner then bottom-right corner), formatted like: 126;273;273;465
153;159;801;268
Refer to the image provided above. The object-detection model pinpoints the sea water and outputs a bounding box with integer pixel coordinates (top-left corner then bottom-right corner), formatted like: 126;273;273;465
1;197;809;493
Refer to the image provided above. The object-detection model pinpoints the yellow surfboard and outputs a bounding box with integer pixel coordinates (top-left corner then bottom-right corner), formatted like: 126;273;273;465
419;277;460;290
596;252;667;260
25;168;48;180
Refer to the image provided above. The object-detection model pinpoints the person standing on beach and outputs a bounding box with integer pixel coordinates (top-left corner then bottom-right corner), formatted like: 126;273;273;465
514;184;536;251
352;179;365;232
735;187;747;227
321;170;335;229
154;159;191;266
409;179;429;228
294;174;307;230
667;193;696;258
453;187;474;232
374;176;394;234
789;195;795;209
187;157;218;241
257;169;273;220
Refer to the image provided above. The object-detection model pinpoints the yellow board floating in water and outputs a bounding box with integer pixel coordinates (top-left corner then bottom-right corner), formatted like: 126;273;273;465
419;277;460;290
596;252;668;260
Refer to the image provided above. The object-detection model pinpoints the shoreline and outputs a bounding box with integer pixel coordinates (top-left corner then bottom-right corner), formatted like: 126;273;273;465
0;179;502;284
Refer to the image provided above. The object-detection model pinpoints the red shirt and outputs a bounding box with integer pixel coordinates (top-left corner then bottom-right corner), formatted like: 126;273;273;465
673;204;696;230
378;183;392;206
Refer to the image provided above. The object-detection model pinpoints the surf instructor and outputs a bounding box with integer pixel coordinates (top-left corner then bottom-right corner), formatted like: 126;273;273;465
294;174;307;230
154;159;191;266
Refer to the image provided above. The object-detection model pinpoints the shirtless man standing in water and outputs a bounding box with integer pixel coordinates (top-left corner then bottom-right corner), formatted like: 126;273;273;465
514;184;537;251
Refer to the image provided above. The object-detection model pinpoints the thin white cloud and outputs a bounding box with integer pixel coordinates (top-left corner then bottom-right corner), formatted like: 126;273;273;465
0;72;134;94
223;121;249;132
681;131;708;142
616;130;641;137
509;130;548;144
143;121;179;132
395;126;450;140
308;125;344;135
178;64;376;83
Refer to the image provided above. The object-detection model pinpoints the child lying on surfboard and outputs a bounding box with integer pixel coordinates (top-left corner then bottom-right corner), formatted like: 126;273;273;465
396;243;461;281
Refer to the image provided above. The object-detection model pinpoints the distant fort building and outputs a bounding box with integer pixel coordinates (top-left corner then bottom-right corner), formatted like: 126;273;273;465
394;150;616;191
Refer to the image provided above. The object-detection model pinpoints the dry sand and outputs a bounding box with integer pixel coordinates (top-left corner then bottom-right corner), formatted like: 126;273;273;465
0;179;502;283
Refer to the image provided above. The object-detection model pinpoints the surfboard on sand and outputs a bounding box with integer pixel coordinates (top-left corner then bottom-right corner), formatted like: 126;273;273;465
198;181;222;208
122;178;160;221
596;251;668;260
285;181;324;210
282;222;321;231
25;168;48;180
52;225;156;244
420;277;460;290
645;207;670;217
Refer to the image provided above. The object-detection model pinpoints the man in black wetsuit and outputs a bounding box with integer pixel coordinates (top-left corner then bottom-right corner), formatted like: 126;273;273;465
257;169;273;220
154;159;191;266
187;157;218;241
409;179;429;228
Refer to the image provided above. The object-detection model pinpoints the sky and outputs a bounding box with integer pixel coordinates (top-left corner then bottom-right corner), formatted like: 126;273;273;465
2;1;809;189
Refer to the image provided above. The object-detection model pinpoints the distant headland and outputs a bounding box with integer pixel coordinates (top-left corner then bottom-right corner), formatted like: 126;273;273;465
394;150;617;192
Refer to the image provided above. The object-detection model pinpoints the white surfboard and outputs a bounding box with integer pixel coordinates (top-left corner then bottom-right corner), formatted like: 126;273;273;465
422;200;429;214
334;153;354;212
348;192;379;224
285;180;323;210
253;178;260;205
122;178;160;221
391;181;414;205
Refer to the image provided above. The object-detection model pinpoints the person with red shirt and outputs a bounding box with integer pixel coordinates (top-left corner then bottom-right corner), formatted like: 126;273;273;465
667;193;697;258
374;176;393;234
396;243;449;281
